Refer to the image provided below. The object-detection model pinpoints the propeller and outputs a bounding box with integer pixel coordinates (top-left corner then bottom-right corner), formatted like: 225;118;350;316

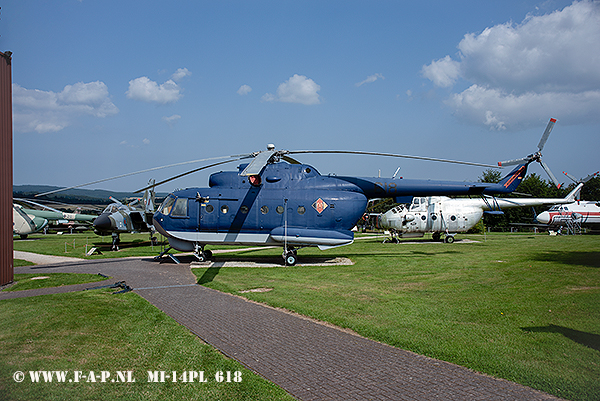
497;118;562;188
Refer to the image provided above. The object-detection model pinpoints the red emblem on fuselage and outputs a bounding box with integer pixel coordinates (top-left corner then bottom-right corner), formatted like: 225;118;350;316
312;198;328;214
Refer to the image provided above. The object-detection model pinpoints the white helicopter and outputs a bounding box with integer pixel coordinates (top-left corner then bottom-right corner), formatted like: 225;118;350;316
535;172;600;233
378;183;583;243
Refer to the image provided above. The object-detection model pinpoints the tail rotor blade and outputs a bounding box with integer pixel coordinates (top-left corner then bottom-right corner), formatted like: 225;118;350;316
562;171;579;183
537;118;557;152
540;159;561;188
582;171;600;183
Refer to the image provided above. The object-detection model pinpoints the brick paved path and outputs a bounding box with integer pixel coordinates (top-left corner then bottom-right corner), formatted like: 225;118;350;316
5;257;559;400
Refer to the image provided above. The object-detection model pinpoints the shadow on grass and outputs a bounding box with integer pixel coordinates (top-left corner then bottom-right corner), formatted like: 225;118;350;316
533;251;600;268
198;266;222;284
522;324;600;351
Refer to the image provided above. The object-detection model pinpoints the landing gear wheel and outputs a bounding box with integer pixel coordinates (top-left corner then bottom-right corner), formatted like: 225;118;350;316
284;252;297;266
193;243;211;262
432;233;441;242
444;235;455;243
151;236;158;246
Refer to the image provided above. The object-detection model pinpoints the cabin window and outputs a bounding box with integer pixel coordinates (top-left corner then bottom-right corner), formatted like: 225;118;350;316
276;206;284;214
261;205;269;215
240;205;249;214
171;198;188;217
298;206;306;215
159;195;176;215
221;205;229;214
205;204;214;213
450;215;456;221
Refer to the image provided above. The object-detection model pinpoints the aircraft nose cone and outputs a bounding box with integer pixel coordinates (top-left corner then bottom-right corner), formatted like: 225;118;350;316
536;213;550;224
93;213;113;230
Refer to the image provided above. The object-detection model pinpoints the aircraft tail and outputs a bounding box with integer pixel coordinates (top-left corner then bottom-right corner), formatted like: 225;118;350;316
497;163;529;192
565;183;584;202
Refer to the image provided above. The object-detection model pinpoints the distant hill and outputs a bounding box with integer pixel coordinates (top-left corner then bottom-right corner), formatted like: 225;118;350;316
13;185;168;205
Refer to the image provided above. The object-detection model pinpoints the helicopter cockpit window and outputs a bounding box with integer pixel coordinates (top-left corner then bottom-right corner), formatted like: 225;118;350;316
171;198;188;217
159;195;176;215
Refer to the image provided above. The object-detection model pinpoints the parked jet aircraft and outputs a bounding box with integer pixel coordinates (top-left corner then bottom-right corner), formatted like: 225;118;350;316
377;183;583;243
92;182;157;250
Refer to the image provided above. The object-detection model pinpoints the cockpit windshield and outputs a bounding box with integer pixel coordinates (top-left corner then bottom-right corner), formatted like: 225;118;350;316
159;195;176;215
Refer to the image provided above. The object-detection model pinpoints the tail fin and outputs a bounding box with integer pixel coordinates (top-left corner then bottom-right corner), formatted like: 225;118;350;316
497;163;529;192
565;183;584;202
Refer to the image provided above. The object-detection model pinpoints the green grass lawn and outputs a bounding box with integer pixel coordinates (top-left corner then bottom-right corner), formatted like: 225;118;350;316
5;273;108;292
13;232;244;259
0;289;294;401
193;233;600;401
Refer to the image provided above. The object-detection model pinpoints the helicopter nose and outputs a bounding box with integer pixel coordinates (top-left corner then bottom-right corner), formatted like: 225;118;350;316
536;212;550;224
93;213;113;230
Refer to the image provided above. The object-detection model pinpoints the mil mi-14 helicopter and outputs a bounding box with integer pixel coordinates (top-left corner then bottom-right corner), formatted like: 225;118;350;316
36;119;559;264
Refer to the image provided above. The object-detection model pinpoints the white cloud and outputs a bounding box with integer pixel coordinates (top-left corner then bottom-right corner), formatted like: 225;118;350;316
422;1;600;129
12;81;118;133
171;68;191;82
262;74;321;105
142;138;150;145
237;84;252;95
355;73;385;87
446;84;600;130
421;56;460;88
126;76;183;104
162;114;181;126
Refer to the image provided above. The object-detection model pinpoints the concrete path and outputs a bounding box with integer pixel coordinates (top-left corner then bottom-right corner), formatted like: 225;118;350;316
4;255;559;400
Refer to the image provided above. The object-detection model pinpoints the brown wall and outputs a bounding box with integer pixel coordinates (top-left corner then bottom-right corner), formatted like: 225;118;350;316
1;51;13;286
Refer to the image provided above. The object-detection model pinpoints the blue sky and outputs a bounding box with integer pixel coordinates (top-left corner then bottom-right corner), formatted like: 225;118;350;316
4;0;599;193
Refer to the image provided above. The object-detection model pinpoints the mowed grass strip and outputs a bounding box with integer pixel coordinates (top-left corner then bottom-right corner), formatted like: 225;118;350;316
4;273;108;292
194;233;600;401
0;290;294;401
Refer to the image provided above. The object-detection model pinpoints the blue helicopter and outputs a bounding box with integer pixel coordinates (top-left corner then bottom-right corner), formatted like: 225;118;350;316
148;130;552;265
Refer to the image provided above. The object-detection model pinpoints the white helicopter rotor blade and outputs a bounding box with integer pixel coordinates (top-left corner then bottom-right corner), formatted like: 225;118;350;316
287;150;499;169
537;118;557;152
35;153;253;197
134;157;251;193
582;171;600;183
497;156;530;167
562;171;579;183
540;159;561;188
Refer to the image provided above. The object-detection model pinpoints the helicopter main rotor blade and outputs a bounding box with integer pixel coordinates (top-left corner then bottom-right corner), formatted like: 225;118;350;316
134;157;250;193
286;150;499;169
537;118;557;152
34;154;253;197
540;159;561;188
497;156;531;167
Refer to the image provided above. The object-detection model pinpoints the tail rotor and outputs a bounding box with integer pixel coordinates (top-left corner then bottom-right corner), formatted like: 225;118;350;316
498;118;562;188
